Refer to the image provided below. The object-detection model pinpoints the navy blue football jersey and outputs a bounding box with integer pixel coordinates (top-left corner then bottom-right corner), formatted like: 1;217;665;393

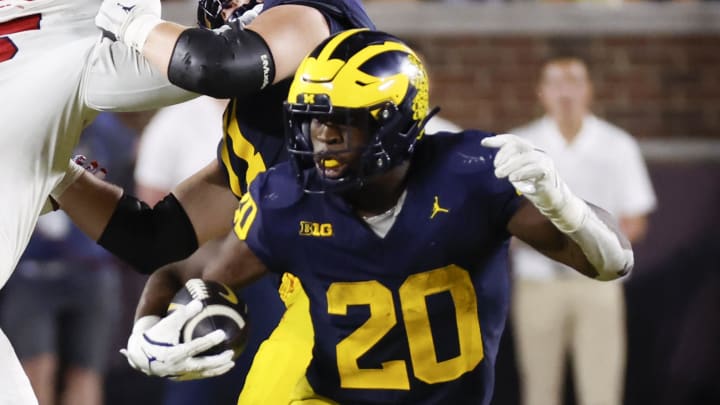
238;131;522;404
217;0;375;197
209;1;375;390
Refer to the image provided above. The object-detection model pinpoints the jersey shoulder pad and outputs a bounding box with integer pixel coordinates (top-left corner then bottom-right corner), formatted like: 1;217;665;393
249;162;304;210
422;130;497;175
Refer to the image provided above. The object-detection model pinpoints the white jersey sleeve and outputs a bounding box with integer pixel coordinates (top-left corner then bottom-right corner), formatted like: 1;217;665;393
82;37;198;112
0;0;196;290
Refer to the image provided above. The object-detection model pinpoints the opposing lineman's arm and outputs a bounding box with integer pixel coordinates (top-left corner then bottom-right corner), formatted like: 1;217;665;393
483;134;634;281
82;37;197;111
55;160;238;273
96;0;330;98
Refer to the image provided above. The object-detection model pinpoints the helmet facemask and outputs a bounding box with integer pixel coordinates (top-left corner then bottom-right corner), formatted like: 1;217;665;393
285;96;424;194
284;29;436;194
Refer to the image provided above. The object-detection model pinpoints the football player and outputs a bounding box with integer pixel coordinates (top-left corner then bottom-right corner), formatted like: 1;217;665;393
119;29;634;403
54;0;375;399
0;0;198;402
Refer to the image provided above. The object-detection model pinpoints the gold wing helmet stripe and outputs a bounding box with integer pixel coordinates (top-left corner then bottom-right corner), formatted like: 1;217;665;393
316;28;369;63
330;40;414;109
288;29;424;112
286;29;366;96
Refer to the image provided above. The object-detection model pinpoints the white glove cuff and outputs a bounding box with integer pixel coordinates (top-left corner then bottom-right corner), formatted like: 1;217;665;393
133;315;161;334
124;14;162;53
50;159;86;199
538;182;590;234
534;177;632;281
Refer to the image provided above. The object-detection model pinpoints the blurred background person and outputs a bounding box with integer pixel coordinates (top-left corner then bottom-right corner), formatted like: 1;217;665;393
0;113;136;405
510;55;657;405
134;96;226;205
425;113;462;134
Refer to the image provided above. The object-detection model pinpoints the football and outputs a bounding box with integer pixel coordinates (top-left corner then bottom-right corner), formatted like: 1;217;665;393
168;279;250;359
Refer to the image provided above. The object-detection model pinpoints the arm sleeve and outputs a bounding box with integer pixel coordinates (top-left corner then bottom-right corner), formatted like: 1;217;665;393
167;24;275;99
97;193;199;274
82;37;198;112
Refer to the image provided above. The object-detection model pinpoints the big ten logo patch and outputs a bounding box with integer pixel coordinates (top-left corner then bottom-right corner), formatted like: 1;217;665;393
299;221;333;237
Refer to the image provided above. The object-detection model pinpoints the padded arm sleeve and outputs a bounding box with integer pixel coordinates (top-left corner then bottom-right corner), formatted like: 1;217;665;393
167;24;275;99
564;203;635;281
97;193;199;274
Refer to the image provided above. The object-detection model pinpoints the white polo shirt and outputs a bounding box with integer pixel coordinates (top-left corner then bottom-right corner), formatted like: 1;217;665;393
510;115;657;280
425;115;462;134
134;97;228;189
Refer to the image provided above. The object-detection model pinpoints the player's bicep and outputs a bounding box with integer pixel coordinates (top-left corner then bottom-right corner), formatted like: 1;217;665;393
248;4;330;83
508;199;565;251
173;160;238;245
82;38;197;111
202;230;268;290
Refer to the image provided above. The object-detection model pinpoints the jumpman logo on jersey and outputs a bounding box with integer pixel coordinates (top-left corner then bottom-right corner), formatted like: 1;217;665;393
117;2;136;13
430;196;450;219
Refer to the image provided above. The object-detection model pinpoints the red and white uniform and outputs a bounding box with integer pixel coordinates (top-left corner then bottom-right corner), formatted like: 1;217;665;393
0;1;194;402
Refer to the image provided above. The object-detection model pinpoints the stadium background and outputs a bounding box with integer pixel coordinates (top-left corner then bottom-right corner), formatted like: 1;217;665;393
24;1;720;404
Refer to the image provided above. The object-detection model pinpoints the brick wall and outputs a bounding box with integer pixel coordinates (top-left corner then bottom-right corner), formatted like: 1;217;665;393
407;35;720;139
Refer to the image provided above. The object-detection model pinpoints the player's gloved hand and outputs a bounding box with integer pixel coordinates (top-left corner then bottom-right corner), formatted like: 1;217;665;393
120;299;235;380
95;0;162;52
41;155;108;215
481;134;587;232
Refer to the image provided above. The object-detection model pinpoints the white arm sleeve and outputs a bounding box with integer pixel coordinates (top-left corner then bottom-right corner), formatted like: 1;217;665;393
526;173;634;280
564;201;635;281
82;37;198;112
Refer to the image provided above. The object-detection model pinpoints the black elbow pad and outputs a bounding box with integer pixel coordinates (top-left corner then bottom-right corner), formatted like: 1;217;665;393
97;193;199;274
168;23;275;99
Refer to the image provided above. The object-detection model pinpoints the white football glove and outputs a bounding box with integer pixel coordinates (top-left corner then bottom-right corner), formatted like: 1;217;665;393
481;134;587;232
120;299;235;381
482;134;633;280
95;0;162;52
